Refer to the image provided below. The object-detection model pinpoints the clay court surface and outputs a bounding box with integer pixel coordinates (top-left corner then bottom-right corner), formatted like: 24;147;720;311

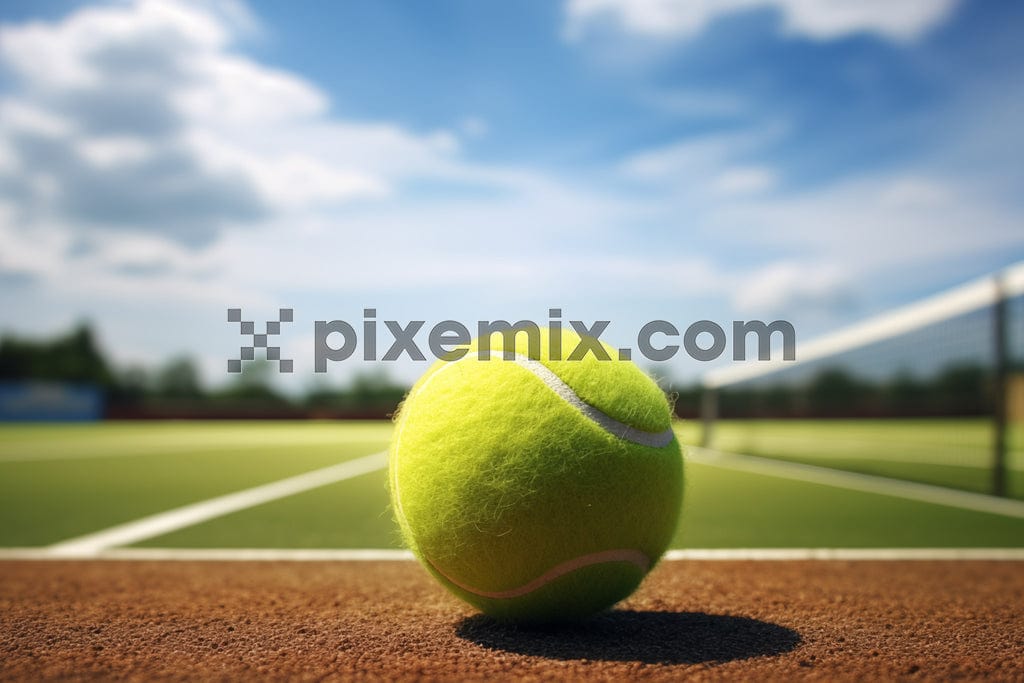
2;559;1022;681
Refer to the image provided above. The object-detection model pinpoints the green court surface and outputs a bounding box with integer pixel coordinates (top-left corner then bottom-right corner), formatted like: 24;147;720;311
1;421;1022;550
0;422;391;546
677;419;1024;499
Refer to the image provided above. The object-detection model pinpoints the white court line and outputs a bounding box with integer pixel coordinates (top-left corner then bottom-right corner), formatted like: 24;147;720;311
663;548;1024;560
0;547;1021;561
699;437;1024;470
687;446;1024;519
44;451;389;558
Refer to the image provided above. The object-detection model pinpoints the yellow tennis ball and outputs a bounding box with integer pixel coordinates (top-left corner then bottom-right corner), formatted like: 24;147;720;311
389;327;683;622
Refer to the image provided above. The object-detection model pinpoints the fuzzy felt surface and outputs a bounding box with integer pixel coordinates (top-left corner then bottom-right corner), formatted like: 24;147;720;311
466;327;673;433
389;328;684;621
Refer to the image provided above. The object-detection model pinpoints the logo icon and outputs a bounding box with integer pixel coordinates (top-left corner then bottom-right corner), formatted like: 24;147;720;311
227;308;294;373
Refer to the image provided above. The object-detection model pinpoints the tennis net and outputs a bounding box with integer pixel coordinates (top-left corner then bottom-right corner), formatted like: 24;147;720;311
699;263;1024;498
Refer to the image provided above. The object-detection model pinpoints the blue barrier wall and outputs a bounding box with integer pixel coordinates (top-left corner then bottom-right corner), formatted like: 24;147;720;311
0;382;103;422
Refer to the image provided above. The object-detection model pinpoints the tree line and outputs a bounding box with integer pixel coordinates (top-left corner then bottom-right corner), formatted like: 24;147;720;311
0;324;407;418
669;363;995;419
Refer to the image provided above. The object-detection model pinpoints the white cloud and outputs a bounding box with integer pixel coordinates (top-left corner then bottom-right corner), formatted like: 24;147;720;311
619;118;1021;310
0;0;228;90
207;175;651;296
712;173;1022;268
710;166;777;195
698;171;1023;323
0;100;73;137
565;0;960;43
0;0;660;321
617;125;1022;319
733;261;850;313
777;0;960;42
620;126;782;201
0;0;542;382
182;130;388;207
175;53;328;125
621;125;781;180
0;216;71;279
0;0;481;252
76;136;154;167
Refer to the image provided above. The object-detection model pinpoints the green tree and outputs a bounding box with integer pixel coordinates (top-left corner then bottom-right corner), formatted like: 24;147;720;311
155;357;203;399
0;323;115;389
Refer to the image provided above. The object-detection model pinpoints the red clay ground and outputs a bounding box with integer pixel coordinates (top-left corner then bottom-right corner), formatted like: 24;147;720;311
1;559;1022;681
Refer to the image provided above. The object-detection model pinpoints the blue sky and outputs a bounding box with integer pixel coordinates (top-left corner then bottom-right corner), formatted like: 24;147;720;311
0;0;1022;388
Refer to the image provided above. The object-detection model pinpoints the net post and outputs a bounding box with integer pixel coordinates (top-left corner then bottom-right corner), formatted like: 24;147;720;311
701;387;718;448
992;273;1008;497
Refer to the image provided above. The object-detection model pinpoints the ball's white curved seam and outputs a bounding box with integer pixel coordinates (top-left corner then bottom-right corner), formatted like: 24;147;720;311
424;548;650;599
512;356;675;448
392;350;671;599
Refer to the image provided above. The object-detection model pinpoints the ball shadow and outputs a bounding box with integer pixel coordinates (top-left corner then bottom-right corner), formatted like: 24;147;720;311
455;610;801;665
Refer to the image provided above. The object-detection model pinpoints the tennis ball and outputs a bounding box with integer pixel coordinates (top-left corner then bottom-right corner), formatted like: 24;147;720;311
389;327;683;622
